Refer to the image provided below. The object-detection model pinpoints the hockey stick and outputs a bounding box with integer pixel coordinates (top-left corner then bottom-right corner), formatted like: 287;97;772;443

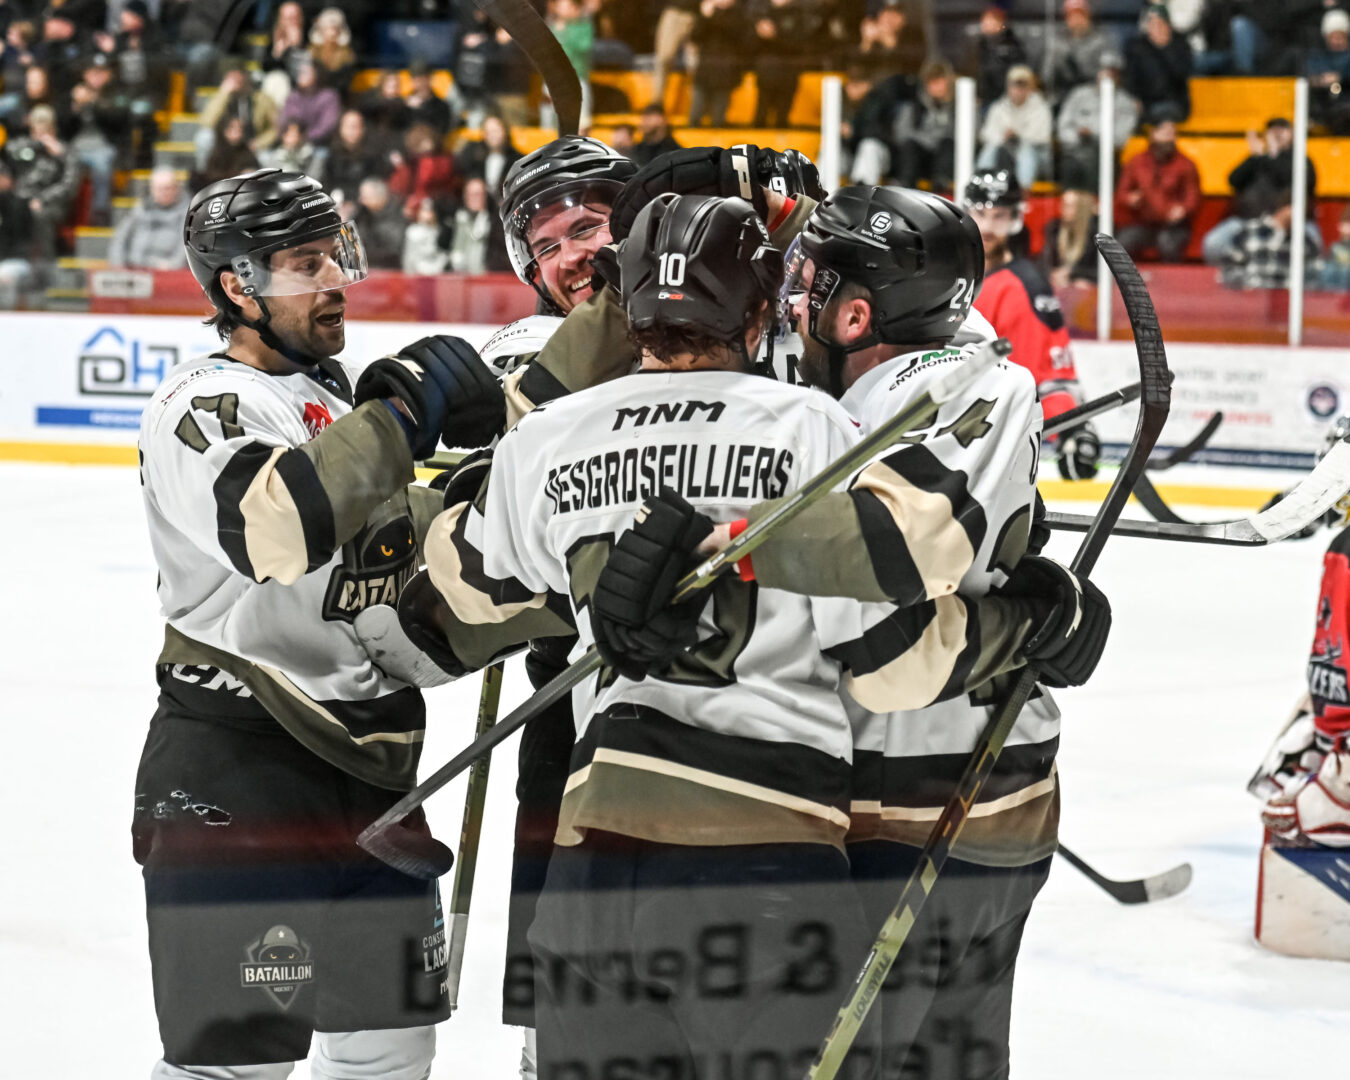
471;0;582;137
805;234;1171;1080
1147;411;1224;471
1056;844;1193;904
357;339;1014;877
444;662;504;1009
1042;382;1142;440
1131;471;1188;524
1043;435;1350;545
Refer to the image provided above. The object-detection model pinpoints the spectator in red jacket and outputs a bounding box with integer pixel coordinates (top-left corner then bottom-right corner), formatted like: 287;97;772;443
389;122;456;217
1114;116;1200;262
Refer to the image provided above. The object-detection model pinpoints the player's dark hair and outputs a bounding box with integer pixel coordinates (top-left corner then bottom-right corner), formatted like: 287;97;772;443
204;270;243;340
628;298;771;367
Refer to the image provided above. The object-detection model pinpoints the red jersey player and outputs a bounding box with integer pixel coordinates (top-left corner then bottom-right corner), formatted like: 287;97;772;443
965;169;1100;481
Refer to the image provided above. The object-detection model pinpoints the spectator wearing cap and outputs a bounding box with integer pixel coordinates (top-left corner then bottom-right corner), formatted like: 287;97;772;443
964;5;1027;106
1125;4;1193;123
1202;117;1320;265
195;63;278;170
4;103;79;258
1043;0;1114;99
631;103;681;167
108;165;189;270
280;56;341;148
976;64;1052;189
308;7;355;94
0;158;35;308
59;51;130;225
1221;188;1321;290
1056;50;1139;191
1114;115;1200;262
1309;9;1350;133
406;60;454;139
453;113;522;198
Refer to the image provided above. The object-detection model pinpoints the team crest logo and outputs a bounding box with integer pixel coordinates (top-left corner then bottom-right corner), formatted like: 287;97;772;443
240;925;314;1011
1308;384;1340;419
867;212;892;234
1310;635;1349;707
208;198;225;219
323;496;418;623
303;400;333;438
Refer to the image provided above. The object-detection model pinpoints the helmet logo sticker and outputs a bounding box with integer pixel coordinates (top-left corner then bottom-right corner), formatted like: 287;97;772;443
868;212;892;233
208;198;224;218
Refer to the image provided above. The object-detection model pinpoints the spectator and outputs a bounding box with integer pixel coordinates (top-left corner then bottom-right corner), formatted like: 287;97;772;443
486;26;536;127
324;108;389;204
1192;0;1267;75
353;176;405;269
107;165;189;270
550;0;594;127
406;59;454;138
196;64;279;169
453;7;533;128
751;0;816;128
1125;4;1193;123
108;0;166;168
357;70;412;157
1042;187;1101;288
193;113;260;189
688;0;752;127
59;53;128;226
1115;116;1201;262
1056;51;1140;191
454;113;522;196
631;103;681;167
34;10;89;96
1043;0;1113;99
1309;9;1350;133
389;122;456;216
966;5;1027;105
0;159;33;307
1221;189;1320;289
5;104;79;258
853;0;925;81
308;7;355;94
161;0;223;97
608;121;636;157
260;1;307;109
280;57;341;147
977;65;1052;189
1;19;36;91
652;0;699;110
261;118;322;179
1202;117;1320;265
444;175;511;274
885;57;956;188
0;63;56;132
401;195;450;274
1320;203;1350;290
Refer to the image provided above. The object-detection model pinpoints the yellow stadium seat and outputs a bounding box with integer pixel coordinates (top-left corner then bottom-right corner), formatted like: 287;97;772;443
348;68;455;100
1121;134;1350;197
1183;77;1296;134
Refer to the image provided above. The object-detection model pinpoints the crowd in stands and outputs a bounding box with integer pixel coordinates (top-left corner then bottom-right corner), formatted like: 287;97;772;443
0;0;1340;308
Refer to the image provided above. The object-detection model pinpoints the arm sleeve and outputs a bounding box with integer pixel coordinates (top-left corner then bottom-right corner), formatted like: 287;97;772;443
143;376;414;585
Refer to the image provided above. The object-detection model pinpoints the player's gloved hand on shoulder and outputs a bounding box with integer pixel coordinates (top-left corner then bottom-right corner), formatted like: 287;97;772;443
354;335;505;459
609;145;769;241
1056;422;1101;481
999;555;1111;688
590;487;714;681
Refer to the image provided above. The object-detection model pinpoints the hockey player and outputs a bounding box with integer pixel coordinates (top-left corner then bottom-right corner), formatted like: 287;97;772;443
132;168;503;1080
1259;417;1350;846
599;186;1111;1079
964;168;1102;482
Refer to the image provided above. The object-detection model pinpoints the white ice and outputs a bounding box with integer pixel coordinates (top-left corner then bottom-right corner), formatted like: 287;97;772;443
1;461;1340;1079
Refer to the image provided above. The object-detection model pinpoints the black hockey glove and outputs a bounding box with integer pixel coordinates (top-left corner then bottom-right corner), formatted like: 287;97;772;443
354;335;505;459
998;555;1111;688
1028;490;1051;556
394;570;472;680
430;448;494;511
608;145;770;241
589;241;622;294
590;487;715;681
1056;421;1101;481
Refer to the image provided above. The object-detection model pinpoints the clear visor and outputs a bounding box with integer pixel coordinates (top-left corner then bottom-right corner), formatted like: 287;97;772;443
968;204;1023;238
231;221;368;297
780;241;840;342
507;185;615;282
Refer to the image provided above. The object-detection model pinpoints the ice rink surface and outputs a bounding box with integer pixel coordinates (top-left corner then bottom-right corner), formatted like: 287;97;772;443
3;460;1342;1078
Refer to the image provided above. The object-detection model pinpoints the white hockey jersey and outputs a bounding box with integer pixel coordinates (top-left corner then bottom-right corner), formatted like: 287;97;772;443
424;369;988;851
138;352;432;790
839;344;1062;866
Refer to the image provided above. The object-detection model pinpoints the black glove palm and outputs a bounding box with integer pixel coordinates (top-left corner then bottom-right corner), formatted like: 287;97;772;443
1056;422;1101;481
999;555;1111;688
609;145;770;241
590;488;715;681
354;335;505;459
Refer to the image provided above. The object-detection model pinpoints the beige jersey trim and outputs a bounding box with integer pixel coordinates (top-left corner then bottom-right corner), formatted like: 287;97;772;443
254;663;425;746
849;769;1057;822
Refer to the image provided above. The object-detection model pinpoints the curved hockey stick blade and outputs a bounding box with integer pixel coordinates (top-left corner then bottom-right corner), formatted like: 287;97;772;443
1132;471;1190;524
471;0;581;136
1056;845;1193;904
358;818;456;879
1148;411;1224;471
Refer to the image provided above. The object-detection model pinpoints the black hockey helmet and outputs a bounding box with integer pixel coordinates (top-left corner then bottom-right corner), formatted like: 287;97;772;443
620;193;783;348
184;167;365;299
760;147;828;201
499;135;636;309
962;168;1023;211
788;185;983;351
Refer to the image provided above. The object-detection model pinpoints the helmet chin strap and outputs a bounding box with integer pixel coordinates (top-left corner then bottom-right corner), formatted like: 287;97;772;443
243;295;326;370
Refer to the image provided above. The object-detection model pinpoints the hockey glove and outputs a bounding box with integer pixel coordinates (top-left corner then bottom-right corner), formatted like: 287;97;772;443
1248;709;1328;801
999;555;1111;688
1028;490;1052;556
608;145;769;241
1056;422;1101;481
431;448;493;511
1262;741;1350;846
354;335;505;459
589;241;622;294
590;487;715;681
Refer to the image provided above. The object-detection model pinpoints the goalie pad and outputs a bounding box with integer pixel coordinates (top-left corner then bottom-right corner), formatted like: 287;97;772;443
1256;831;1350;961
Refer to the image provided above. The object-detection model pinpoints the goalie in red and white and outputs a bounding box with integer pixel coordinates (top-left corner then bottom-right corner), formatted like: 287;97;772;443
1256;417;1350;846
